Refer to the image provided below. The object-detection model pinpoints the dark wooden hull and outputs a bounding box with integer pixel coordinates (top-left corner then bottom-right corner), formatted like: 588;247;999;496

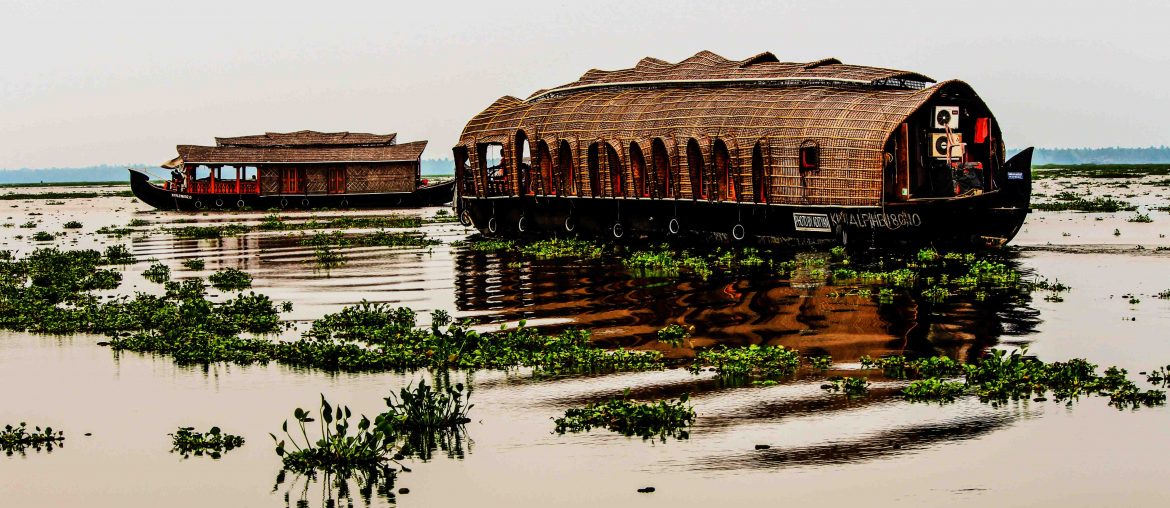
457;149;1033;247
129;169;455;211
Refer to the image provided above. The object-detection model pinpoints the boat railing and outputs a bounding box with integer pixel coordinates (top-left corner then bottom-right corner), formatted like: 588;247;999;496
186;181;259;194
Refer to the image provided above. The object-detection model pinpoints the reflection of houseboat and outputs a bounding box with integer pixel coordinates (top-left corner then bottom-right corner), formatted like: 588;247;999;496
129;130;454;211
454;51;1032;245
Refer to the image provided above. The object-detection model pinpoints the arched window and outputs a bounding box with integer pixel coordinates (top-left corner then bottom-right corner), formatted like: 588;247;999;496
535;141;552;196
587;142;602;197
479;143;506;196
453;146;475;196
751;142;767;203
651;138;671;198
712;139;732;201
605;143;623;197
629;142;647;197
686;139;705;199
557;140;575;196
516;131;532;195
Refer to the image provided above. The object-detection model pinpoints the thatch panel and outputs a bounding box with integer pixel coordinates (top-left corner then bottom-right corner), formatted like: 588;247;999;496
305;167;328;195
260;168;281;195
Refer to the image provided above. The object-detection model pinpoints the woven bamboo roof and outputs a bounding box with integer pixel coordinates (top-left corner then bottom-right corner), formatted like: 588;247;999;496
526;50;934;100
177;140;427;164
215;130;398;147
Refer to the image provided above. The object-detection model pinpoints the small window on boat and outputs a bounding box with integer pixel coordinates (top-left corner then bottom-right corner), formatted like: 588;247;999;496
242;167;258;181
479;143;507;195
194;165;212;181
799;141;820;171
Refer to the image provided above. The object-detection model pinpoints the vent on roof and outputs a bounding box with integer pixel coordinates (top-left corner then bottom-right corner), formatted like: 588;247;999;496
802;58;842;70
740;52;780;67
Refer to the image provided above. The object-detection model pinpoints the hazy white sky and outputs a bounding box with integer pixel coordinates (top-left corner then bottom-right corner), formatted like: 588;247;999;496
2;0;1168;168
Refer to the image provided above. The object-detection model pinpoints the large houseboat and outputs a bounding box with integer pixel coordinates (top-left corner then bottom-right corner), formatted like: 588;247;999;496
453;51;1032;245
130;130;454;211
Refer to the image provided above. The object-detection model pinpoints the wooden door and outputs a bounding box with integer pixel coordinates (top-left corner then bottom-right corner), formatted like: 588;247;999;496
327;167;346;194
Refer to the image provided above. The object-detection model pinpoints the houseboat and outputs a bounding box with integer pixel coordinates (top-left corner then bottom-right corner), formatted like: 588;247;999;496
453;51;1032;245
129;130;454;211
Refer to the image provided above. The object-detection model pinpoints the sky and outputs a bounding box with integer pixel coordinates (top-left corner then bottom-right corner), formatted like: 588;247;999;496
2;0;1168;169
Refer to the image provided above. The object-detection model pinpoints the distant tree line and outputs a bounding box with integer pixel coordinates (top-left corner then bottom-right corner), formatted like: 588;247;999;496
1009;146;1170;165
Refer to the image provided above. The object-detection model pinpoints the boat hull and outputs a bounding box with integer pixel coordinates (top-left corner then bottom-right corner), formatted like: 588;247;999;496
457;149;1033;247
129;169;455;211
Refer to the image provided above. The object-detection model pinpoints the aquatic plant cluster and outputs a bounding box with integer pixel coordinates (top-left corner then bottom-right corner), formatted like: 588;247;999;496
258;213;422;231
688;344;801;383
271;379;472;503
554;392;695;441
170;426;245;458
459;237;605;259
1;422;64;455
208;267;252;290
864;349;1166;409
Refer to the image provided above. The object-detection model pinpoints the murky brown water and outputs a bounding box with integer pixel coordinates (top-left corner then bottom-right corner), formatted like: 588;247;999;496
2;184;1170;507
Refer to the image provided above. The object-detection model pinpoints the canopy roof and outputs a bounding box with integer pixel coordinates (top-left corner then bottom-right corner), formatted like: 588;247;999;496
215;130;398;147
176;140;427;165
526;50;935;101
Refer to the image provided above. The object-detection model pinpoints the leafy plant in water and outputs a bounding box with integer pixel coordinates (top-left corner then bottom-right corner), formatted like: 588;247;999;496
62;221;82;229
689;344;801;383
656;323;692;347
208;267;252;291
822;376;870;397
554;391;695;442
181;258;205;270
142;262;170;283
902;378;968;403
806;355;832;370
32;231;53;242
271;394;398;474
103;244;136;264
170;426;244;458
1;422;64;455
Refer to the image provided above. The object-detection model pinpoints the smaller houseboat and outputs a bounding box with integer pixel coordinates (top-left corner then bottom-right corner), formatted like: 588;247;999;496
129;130;454;211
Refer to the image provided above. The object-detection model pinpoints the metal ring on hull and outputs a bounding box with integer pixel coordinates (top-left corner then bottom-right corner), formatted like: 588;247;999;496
487;217;498;233
237;200;245;209
194;200;203;209
459;210;472;226
668;218;680;235
215;199;224;208
518;216;527;233
612;222;624;238
339;199;349;208
732;224;745;241
280;198;288;208
301;198;310;208
565;216;576;232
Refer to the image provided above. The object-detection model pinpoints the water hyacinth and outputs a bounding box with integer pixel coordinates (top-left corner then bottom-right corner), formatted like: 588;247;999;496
554;392;695;441
1;423;64;455
689;344;801;382
170;426;245;459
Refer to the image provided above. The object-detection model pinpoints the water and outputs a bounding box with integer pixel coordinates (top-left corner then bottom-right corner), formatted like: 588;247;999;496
1;185;1169;507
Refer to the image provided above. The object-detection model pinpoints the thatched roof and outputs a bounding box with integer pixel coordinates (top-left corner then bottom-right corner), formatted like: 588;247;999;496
177;140;427;165
215;130;398;148
527;50;934;100
458;51;987;206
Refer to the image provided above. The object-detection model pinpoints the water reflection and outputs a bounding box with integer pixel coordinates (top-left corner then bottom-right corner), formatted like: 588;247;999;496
274;465;398;508
453;246;1042;363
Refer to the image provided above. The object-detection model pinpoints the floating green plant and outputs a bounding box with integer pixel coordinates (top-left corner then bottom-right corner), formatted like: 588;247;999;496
822;376;870;397
180;258;205;270
142;262;170;283
689;344;801;383
656;324;692;347
1128;212;1154;223
170;426;245;458
902;378;968;403
31;231;53;242
272;395;398;474
208;267;252;291
62;220;82;229
806;355;832;370
170;224;251;239
103;244;136;264
1032;196;1136;212
554;391;694;441
1;423;64;455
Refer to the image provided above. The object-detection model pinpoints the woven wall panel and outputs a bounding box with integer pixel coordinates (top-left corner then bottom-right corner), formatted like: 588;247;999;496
306;167;328;195
260;168;281;195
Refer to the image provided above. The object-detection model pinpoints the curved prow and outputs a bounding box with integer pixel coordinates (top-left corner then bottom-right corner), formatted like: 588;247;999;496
127;168;178;210
1001;147;1033;208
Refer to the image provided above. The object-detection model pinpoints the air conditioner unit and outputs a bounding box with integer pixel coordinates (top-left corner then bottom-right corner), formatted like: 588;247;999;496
930;133;964;159
934;106;960;129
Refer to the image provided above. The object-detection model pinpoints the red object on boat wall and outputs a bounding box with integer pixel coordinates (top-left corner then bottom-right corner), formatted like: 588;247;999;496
975;118;990;144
